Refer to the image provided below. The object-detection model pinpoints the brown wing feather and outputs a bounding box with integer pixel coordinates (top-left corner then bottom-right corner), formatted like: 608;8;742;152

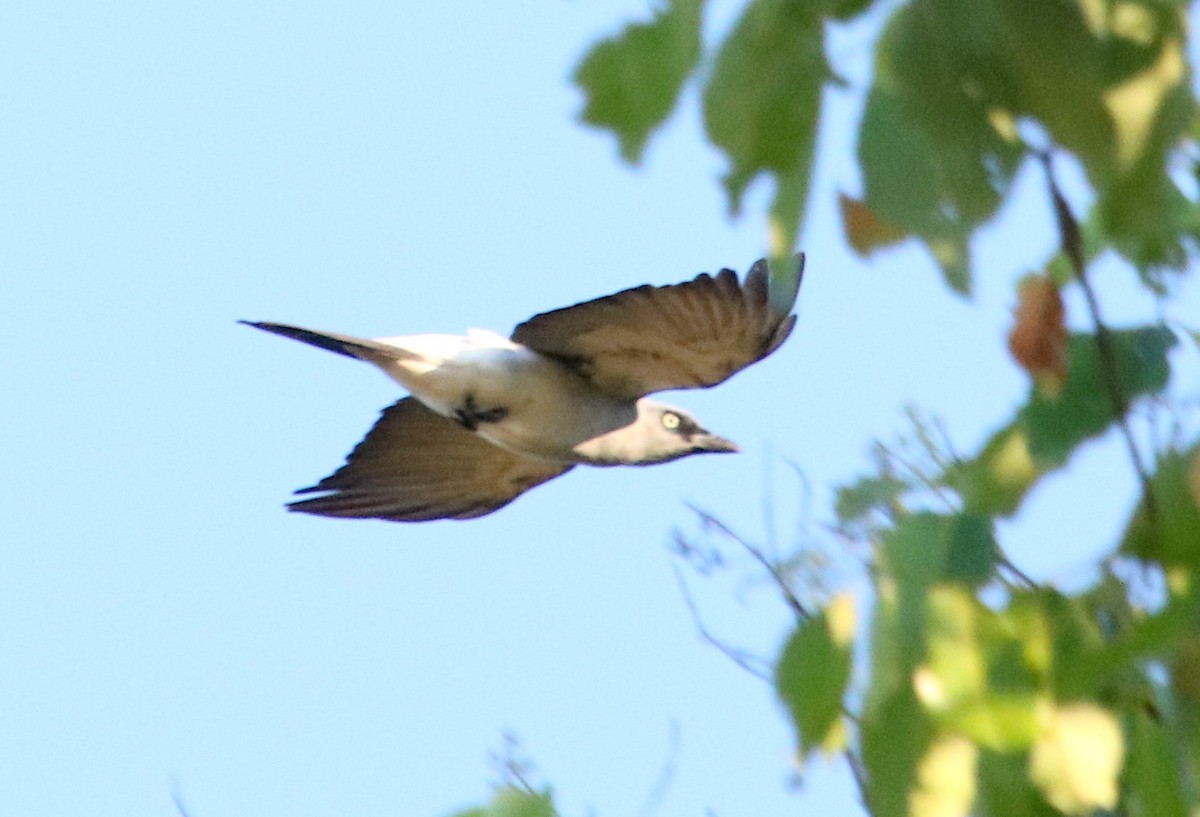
510;255;802;399
288;398;573;522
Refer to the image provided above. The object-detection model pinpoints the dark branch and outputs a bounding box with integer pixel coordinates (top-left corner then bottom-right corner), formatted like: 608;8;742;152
844;747;871;810
1038;151;1157;523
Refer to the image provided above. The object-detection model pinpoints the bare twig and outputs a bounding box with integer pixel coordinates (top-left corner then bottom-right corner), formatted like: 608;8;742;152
670;564;772;682
1000;556;1037;589
685;504;811;620
844;747;871;809
874;442;957;513
170;779;195;817
1039;151;1157;521
636;720;681;817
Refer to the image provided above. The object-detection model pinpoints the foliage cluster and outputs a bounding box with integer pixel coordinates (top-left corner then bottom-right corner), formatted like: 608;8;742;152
455;1;1200;815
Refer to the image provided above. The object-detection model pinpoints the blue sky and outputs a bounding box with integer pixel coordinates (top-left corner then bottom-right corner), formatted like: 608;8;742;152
4;2;1199;816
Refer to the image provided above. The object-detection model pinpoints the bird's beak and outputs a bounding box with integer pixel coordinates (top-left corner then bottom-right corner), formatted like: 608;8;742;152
695;432;740;454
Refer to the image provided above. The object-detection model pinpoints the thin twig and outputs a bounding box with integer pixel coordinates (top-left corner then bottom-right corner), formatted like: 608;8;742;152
170;779;195;817
636;720;681;817
670;564;772;682
685;504;811;620
1039;151;1157;522
1000;556;1037;589
844;747;871;809
875;442;958;513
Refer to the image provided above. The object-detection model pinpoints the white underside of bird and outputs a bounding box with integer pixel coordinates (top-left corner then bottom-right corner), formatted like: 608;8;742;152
359;329;638;463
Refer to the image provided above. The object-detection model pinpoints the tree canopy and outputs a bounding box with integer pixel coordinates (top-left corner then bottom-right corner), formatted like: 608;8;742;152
455;1;1200;815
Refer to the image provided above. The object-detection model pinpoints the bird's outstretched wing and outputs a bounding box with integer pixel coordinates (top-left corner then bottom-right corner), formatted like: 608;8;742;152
510;255;802;400
289;398;573;522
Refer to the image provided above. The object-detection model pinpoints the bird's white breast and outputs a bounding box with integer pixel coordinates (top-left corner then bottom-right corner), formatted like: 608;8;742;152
367;331;635;462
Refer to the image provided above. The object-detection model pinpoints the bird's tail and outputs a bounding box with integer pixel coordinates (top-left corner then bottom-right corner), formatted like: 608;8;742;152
239;320;413;363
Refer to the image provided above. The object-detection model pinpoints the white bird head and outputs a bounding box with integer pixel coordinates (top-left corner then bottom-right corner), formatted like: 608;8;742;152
572;399;738;466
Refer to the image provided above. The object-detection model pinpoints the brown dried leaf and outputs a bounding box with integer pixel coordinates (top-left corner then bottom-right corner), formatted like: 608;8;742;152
839;193;907;256
1007;276;1067;395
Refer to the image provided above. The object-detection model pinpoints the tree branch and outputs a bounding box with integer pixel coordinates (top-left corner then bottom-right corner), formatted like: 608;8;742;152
1038;151;1158;522
684;504;811;620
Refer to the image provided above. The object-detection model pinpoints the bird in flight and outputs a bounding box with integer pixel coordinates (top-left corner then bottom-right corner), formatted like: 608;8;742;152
243;254;804;522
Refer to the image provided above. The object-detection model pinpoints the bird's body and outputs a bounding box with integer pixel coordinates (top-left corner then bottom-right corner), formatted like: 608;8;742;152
243;254;804;522
346;329;637;463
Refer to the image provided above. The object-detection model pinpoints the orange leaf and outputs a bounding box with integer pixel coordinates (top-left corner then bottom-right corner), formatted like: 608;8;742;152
839;193;906;256
1008;276;1067;395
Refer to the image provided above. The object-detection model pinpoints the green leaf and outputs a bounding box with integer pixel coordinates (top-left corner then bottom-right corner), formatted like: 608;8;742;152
702;0;826;225
944;513;1001;586
825;0;877;20
451;788;556;817
920;588;1052;751
1096;6;1195;273
1078;583;1200;687
1040;588;1108;700
834;473;908;528
976;750;1061;817
1122;445;1200;570
872;514;1000;716
862;686;934;817
880;512;999;589
949;326;1177;516
919;586;987;712
857;2;1024;294
574;0;704;164
1125;709;1189;817
963;0;1113;174
776;595;854;757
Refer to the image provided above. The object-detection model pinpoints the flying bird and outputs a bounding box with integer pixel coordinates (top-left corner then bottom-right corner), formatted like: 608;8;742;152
243;253;804;522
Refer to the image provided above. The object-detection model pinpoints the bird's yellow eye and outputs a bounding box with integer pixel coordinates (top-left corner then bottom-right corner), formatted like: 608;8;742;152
662;412;681;430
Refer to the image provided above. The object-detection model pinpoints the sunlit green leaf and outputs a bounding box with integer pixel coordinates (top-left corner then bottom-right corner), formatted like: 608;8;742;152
952;694;1044;751
949;326;1176;516
1096;5;1195;273
702;0;826;224
1029;703;1124;815
574;0;704;163
921;589;1053;751
918;587;986;712
874;516;1001;732
776;594;854;757
909;735;978;817
488;788;556;817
